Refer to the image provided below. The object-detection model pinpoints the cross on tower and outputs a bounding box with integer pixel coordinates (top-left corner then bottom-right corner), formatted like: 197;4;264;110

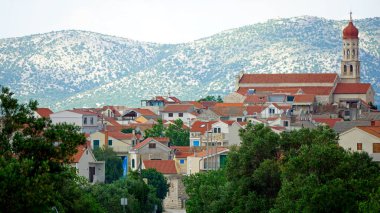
350;11;352;21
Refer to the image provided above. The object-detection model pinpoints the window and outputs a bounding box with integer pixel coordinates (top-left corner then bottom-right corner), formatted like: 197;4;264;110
237;118;243;122
108;140;113;146
149;143;156;148
213;127;221;133
93;140;100;149
168;113;173;117
90;117;94;125
352;49;355;57
283;121;289;127
180;159;185;164
357;143;362;151
193;140;200;147
132;140;136;146
373;143;380;153
350;65;353;73
83;117;87;125
269;108;275;114
179;113;183;117
344;65;347;73
347;49;350;59
132;159;135;168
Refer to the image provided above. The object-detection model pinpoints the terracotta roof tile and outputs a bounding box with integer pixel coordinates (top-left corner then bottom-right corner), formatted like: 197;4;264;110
237;87;333;96
161;104;193;112
143;160;178;174
357;126;380;138
69;109;98;115
333;83;371;94
246;105;266;115
71;145;87;163
102;106;122;117
190;120;218;134
133;108;157;116
244;95;267;104
36;108;53;118
293;94;316;103
105;131;134;140
313;118;343;128
152;137;170;143
193;147;229;158
214;103;244;107
239;73;338;84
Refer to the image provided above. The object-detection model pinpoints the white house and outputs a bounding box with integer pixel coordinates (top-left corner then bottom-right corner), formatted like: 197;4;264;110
71;144;105;183
129;138;173;171
50;109;99;133
260;103;291;118
339;122;380;162
160;104;198;123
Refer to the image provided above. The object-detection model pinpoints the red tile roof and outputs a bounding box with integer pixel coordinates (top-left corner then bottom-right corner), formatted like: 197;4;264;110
237;87;333;96
36;108;53;118
143;160;178;174
211;106;246;117
246;105;266;115
244;95;267;104
102;106;122;117
105;131;134;140
172;146;194;158
214;103;244;107
69;109;98;115
71;145;88;163
105;117;122;127
161;104;193;112
186;101;205;109
293;94;316;103
152;137;170;143
133;108;157;116
357;126;380;138
190;120;217;134
200;101;217;109
194;147;229;158
313;118;343;128
272;103;292;110
239;73;338;84
333;83;371;94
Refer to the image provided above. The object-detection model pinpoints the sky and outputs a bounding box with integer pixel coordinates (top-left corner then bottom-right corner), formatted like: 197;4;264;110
1;0;379;43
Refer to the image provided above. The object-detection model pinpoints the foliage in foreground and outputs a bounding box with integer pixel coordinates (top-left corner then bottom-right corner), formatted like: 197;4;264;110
93;146;123;183
0;87;165;213
184;123;380;213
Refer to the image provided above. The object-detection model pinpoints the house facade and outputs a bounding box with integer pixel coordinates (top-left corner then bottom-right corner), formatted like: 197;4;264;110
339;123;380;162
50;109;99;133
71;145;105;183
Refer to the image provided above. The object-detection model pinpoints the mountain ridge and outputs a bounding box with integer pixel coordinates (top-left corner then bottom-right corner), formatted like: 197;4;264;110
0;16;379;111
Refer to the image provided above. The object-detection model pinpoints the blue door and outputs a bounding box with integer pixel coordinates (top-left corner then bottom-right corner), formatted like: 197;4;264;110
193;140;200;147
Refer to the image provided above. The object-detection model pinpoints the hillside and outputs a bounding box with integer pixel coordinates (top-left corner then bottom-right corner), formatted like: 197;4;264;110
0;16;379;110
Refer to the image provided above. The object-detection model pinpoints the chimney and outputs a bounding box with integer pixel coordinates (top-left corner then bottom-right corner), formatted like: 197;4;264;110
371;120;380;127
104;130;109;147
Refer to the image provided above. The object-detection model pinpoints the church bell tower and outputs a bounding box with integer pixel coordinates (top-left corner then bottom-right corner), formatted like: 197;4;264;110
340;12;360;83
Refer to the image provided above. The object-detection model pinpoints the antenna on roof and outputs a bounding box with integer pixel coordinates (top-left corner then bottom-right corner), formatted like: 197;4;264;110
168;88;171;97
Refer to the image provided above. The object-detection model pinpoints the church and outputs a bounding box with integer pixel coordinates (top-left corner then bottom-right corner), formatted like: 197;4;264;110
225;14;375;119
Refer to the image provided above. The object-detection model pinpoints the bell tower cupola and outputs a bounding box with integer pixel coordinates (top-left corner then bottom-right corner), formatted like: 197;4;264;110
340;12;360;83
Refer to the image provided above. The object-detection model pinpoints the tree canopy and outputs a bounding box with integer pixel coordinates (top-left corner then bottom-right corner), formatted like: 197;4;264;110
197;95;223;103
145;118;189;146
93;146;123;183
184;123;380;213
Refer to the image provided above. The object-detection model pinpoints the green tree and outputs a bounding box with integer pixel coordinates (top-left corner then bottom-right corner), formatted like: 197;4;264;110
93;146;123;183
184;169;227;213
88;178;162;213
121;127;135;134
166;119;190;146
0;86;101;212
145;118;165;138
273;144;380;212
141;168;169;200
